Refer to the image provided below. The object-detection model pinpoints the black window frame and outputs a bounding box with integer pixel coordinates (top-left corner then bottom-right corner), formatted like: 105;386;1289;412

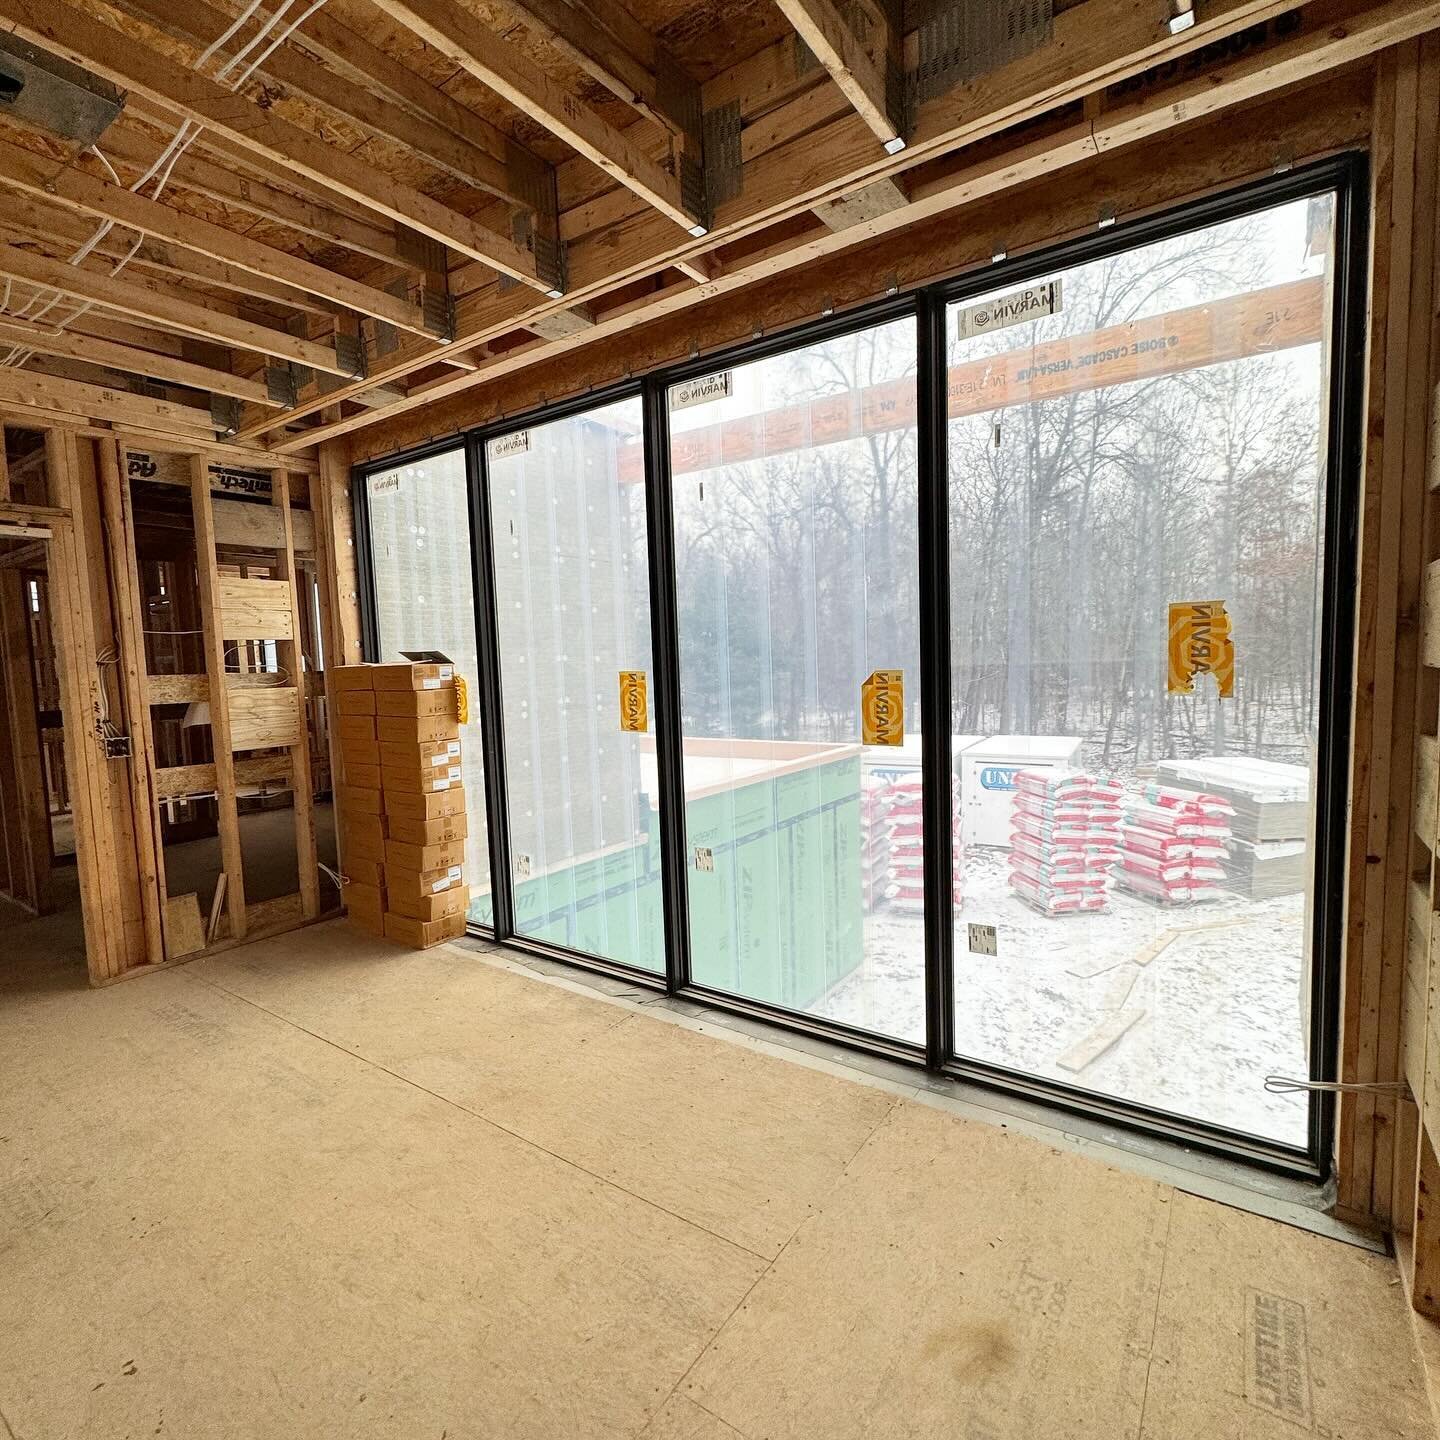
352;153;1368;1181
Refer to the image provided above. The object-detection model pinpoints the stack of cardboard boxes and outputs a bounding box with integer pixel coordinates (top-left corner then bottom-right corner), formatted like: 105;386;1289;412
332;661;469;949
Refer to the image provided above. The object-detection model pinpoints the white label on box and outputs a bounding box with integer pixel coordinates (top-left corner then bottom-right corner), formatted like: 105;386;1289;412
446;865;463;879
446;741;461;756
447;766;461;780
433;777;452;791
430;754;446;767
431;877;453;893
438;665;453;679
423;678;441;690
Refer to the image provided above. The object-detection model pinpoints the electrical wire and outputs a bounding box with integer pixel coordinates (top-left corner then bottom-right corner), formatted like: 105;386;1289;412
1264;1075;1409;1096
0;0;329;368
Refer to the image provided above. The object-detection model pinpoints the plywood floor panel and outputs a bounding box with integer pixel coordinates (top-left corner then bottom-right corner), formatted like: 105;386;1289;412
196;924;898;1258
0;915;1432;1440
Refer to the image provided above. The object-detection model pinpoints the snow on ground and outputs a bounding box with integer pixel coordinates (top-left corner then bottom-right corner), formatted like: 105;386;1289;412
814;848;1310;1148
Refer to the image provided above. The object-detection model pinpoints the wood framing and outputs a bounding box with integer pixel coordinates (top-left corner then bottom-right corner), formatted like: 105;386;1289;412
272;471;320;922
0;139;437;337
116;0;552;213
0;243;351;376
772;0;904;152
367;0;705;234
0;0;549;290
245;0;1440;450
189;455;247;943
0;559;50;913
97;437;165;967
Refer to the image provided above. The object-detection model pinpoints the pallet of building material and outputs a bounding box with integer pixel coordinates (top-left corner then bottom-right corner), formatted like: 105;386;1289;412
1222;836;1309;899
1154;757;1310;843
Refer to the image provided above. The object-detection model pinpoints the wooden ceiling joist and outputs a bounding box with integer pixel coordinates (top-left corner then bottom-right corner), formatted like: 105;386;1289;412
0;0;555;293
0;365;213;436
117;0;554;214
0;242;352;375
488;0;699;142
0;138;437;338
269;0;1437;453
0;190;336;317
368;0;709;236
234;0;1327;441
0;315;277;407
772;0;904;152
263;5;555;212
94;124;412;272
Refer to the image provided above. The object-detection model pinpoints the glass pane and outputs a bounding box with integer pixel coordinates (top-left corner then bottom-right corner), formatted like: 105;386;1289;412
365;450;493;924
487;398;663;972
947;193;1336;1147
670;319;925;1042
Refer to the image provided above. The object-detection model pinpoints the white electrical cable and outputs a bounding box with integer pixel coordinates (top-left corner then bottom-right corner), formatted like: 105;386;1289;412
1264;1075;1409;1096
0;0;327;368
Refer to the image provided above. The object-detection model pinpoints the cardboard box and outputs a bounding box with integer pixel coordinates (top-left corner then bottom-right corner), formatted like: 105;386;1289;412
382;786;466;822
341;760;382;792
377;713;461;745
384;909;467;949
333;691;376;717
337;784;383;817
345;881;386;936
371;661;455;692
331;666;375;692
387;883;469;923
337;734;381;767
376;687;456;719
348;909;386;939
345;856;385;888
335;713;378;742
381;762;463;795
341;812;387;864
385;836;465;874
377;738;461;768
387;862;465;897
386;811;469;847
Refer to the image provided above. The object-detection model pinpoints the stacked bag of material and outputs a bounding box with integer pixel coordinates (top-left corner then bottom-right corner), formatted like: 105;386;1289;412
859;777;891;913
1114;783;1233;905
1008;769;1123;915
878;775;964;912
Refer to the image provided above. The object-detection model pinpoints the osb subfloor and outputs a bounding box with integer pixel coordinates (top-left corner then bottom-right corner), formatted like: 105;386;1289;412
1;915;1433;1440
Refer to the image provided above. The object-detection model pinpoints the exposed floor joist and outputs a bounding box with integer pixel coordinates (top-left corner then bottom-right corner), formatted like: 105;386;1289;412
0;243;354;376
0;138;438;338
772;0;904;152
0;0;552;291
118;0;555;213
367;0;707;235
0;316;278;407
239;0;1404;447
276;0;1432;452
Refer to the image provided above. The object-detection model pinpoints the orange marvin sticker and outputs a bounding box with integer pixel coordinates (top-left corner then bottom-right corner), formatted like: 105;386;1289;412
618;670;648;733
1168;601;1235;698
861;669;905;746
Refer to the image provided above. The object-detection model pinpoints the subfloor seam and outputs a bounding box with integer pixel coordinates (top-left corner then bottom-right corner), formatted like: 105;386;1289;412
1135;1189;1177;1439
181;968;773;1266
638;1091;909;1436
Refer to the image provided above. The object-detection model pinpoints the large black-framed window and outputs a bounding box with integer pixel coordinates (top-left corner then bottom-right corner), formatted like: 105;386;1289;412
352;155;1367;1179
